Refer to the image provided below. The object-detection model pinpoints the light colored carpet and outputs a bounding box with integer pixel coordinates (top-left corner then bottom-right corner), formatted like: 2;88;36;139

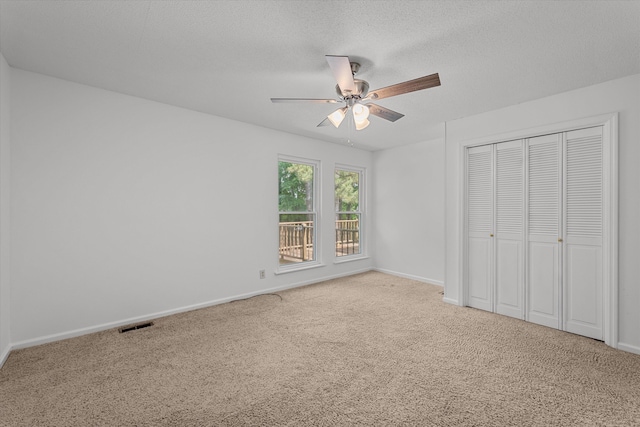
1;271;639;426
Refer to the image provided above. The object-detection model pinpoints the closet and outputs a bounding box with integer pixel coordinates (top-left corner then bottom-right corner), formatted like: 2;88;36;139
464;126;605;340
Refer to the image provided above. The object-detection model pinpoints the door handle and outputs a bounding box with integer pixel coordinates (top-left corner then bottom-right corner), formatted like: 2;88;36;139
558;238;563;242
490;234;494;237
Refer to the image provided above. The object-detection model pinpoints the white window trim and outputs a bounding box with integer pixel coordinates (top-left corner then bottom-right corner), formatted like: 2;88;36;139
277;155;322;274
333;255;370;265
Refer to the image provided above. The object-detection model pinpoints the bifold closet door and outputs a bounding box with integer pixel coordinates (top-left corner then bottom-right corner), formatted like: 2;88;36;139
465;127;607;340
494;140;524;319
466;145;493;312
564;127;603;340
527;134;562;329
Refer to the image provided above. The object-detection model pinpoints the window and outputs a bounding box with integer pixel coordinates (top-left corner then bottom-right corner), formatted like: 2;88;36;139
278;158;319;266
335;166;363;258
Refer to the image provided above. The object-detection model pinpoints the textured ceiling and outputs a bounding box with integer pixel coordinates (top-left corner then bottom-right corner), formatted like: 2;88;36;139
1;0;639;151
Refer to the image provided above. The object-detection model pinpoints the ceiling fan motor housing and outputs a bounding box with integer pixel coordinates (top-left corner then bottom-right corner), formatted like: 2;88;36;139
336;79;369;98
334;61;369;98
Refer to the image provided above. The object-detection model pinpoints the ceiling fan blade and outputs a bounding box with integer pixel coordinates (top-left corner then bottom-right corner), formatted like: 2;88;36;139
367;73;440;101
326;55;355;94
366;103;405;122
271;98;339;103
317;117;331;127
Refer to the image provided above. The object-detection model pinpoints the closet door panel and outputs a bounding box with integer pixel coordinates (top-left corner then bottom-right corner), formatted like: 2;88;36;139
466;145;493;312
566;245;602;330
496;239;522;313
564;127;603;340
468;237;492;308
495;140;524;319
528;238;560;328
527;134;561;329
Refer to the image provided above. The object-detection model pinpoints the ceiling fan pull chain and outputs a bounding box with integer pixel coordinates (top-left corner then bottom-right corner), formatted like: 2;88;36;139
347;108;354;147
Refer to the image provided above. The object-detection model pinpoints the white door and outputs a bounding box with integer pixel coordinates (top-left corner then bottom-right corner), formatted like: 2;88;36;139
466;145;493;312
494;140;524;319
526;134;562;329
464;125;610;342
563;127;603;340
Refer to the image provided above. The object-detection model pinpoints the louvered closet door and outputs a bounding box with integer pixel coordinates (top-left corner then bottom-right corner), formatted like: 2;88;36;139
563;127;603;340
527;134;562;329
466;145;493;312
495;140;524;319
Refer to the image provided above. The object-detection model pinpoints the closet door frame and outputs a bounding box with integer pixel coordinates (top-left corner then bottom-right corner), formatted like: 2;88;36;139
458;113;618;348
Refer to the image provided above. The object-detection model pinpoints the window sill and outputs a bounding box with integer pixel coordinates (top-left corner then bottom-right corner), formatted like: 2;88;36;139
275;262;326;275
334;255;370;264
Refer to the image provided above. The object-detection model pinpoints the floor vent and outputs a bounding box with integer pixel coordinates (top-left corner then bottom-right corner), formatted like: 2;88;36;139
119;322;154;333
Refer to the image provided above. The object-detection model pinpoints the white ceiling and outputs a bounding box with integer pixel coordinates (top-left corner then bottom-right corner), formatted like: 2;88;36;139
1;1;639;151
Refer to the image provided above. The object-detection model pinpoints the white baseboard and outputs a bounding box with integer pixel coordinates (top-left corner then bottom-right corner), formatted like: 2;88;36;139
373;268;443;286
10;268;375;351
617;342;640;355
0;344;11;369
442;297;461;306
7;267;637;363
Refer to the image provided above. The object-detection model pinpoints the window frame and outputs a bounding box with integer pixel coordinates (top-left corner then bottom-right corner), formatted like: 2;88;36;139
276;155;322;273
334;164;366;262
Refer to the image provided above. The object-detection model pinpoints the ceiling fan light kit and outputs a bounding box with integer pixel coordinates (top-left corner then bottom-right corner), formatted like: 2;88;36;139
352;103;370;130
328;107;348;127
354;117;370;131
271;55;440;134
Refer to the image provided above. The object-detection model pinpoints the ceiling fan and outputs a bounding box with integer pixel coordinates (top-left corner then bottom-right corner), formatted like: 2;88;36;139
271;55;440;131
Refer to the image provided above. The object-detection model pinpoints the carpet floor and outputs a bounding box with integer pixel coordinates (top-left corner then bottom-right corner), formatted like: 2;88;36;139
1;271;639;426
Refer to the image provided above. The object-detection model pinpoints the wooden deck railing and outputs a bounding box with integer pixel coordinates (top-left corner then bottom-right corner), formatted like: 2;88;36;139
335;219;359;257
279;221;314;262
279;219;359;262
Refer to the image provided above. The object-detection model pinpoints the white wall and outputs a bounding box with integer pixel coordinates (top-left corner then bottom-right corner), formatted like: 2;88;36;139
7;66;638;356
444;74;640;353
0;53;10;364
10;69;374;347
373;138;445;284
